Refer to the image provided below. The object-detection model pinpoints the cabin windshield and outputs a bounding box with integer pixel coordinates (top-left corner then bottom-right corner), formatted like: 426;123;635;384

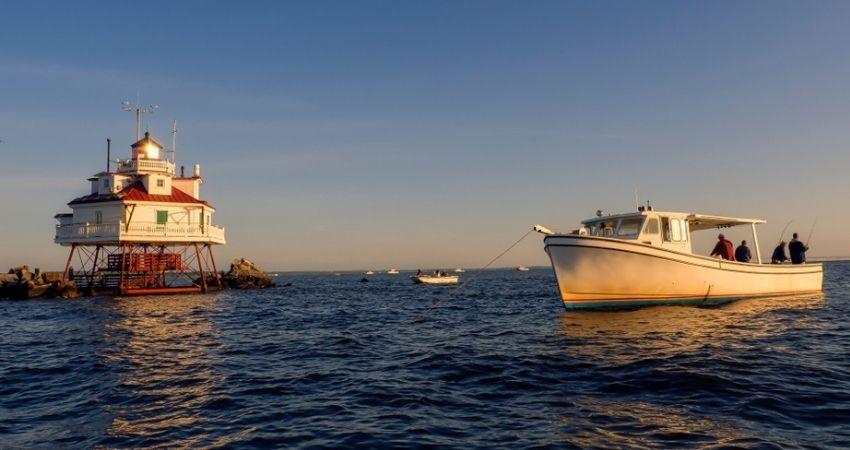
586;216;644;238
616;217;643;237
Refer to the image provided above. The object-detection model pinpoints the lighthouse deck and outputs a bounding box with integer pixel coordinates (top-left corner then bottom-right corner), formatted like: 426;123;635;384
55;221;225;245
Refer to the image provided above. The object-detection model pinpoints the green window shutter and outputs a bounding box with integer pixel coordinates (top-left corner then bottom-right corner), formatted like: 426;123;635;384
157;210;168;225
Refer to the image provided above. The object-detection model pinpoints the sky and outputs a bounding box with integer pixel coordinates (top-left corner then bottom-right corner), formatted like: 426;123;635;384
1;1;849;271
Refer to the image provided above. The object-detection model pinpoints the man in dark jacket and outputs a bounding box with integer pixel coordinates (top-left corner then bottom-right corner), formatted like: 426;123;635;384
735;240;752;263
710;233;734;260
771;241;788;264
788;233;809;264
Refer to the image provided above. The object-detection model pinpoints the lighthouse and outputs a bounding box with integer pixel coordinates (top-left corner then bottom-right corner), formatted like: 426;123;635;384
54;127;225;295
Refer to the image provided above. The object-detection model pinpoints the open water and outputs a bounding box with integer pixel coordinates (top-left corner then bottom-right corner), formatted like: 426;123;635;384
1;263;849;448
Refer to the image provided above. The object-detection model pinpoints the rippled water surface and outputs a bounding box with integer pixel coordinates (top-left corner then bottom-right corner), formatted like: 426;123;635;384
2;263;849;448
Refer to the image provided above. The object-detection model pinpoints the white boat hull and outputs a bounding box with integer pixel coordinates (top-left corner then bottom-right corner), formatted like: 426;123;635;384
411;275;459;285
544;235;823;309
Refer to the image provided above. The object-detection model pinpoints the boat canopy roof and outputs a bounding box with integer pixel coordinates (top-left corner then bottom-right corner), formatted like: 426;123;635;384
686;214;766;231
582;210;766;231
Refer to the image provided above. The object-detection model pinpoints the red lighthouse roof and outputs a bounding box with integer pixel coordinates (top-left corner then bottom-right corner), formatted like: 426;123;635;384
69;182;210;206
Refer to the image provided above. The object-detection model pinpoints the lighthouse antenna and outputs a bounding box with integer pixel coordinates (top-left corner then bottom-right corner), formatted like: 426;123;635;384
170;120;178;164
121;95;158;140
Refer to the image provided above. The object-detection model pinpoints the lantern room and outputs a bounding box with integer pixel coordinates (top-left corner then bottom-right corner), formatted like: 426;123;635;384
131;131;164;160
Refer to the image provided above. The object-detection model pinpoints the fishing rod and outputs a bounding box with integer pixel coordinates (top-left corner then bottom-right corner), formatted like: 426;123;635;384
806;217;818;247
778;220;793;244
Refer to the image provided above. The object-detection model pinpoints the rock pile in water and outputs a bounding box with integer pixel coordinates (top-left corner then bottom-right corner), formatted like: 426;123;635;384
221;258;275;289
0;265;80;299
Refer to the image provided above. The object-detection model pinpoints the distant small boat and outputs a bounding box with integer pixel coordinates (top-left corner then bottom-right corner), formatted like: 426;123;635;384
453;268;465;273
365;270;375;275
411;274;459;285
387;268;399;275
516;266;530;271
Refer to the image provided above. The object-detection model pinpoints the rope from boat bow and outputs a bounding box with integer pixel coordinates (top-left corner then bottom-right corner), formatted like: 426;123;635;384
410;227;536;324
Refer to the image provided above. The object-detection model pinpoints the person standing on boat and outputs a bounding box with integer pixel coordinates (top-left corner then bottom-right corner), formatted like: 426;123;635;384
788;233;809;264
710;233;734;260
771;241;788;264
735;240;752;263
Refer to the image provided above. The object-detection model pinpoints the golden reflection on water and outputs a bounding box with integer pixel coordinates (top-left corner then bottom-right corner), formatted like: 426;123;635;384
564;396;750;447
559;294;825;361
99;294;236;447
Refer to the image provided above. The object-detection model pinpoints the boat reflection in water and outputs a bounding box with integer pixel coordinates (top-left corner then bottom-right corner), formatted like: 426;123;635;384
559;293;825;361
99;294;249;447
555;294;825;446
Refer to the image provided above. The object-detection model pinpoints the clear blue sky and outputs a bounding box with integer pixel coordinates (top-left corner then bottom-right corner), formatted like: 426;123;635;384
2;1;849;271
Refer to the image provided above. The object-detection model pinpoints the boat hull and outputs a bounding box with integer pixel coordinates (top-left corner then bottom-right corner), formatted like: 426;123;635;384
544;235;823;309
411;275;459;285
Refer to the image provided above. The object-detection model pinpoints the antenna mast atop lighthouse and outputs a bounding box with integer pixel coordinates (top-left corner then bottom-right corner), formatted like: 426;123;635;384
121;95;158;140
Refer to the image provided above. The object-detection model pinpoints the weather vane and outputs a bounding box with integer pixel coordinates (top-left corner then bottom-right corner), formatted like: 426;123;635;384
121;94;158;140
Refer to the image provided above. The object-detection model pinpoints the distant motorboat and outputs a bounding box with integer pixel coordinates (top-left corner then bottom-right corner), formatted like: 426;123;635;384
453;268;465;273
365;270;375;275
387;268;400;275
411;273;459;285
516;266;530;271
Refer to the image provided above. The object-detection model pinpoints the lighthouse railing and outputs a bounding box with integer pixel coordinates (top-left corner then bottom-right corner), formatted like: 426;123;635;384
55;221;225;244
116;159;176;175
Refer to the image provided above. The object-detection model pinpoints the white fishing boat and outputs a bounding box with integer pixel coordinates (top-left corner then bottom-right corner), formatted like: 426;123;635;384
535;205;822;310
516;266;530;271
365;270;375;275
453;268;465;273
387;268;399;275
411;273;459;285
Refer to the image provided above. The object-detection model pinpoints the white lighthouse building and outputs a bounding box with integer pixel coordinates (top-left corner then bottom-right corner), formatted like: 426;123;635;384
54;129;225;295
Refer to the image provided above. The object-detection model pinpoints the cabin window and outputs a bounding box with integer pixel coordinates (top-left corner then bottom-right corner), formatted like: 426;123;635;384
662;218;688;242
156;210;168;225
156;179;165;188
102;179;109;188
617;218;643;236
95;211;103;225
644;218;659;235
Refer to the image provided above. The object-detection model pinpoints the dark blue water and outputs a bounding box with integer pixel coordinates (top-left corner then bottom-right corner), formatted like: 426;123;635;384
2;263;849;448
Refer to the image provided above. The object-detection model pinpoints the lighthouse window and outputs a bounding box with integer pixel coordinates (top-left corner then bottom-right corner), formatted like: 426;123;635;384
156;210;168;225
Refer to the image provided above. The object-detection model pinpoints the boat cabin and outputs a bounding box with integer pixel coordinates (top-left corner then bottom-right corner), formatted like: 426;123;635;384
579;207;766;262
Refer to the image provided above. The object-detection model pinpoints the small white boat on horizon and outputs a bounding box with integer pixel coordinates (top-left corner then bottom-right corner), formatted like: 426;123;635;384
387;268;399;275
365;270;375;275
516;266;530;271
453;268;465;273
535;205;823;310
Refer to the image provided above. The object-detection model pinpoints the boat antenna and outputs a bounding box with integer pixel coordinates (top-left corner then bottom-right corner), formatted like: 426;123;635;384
121;94;158;140
806;216;818;246
106;138;111;172
634;186;639;211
